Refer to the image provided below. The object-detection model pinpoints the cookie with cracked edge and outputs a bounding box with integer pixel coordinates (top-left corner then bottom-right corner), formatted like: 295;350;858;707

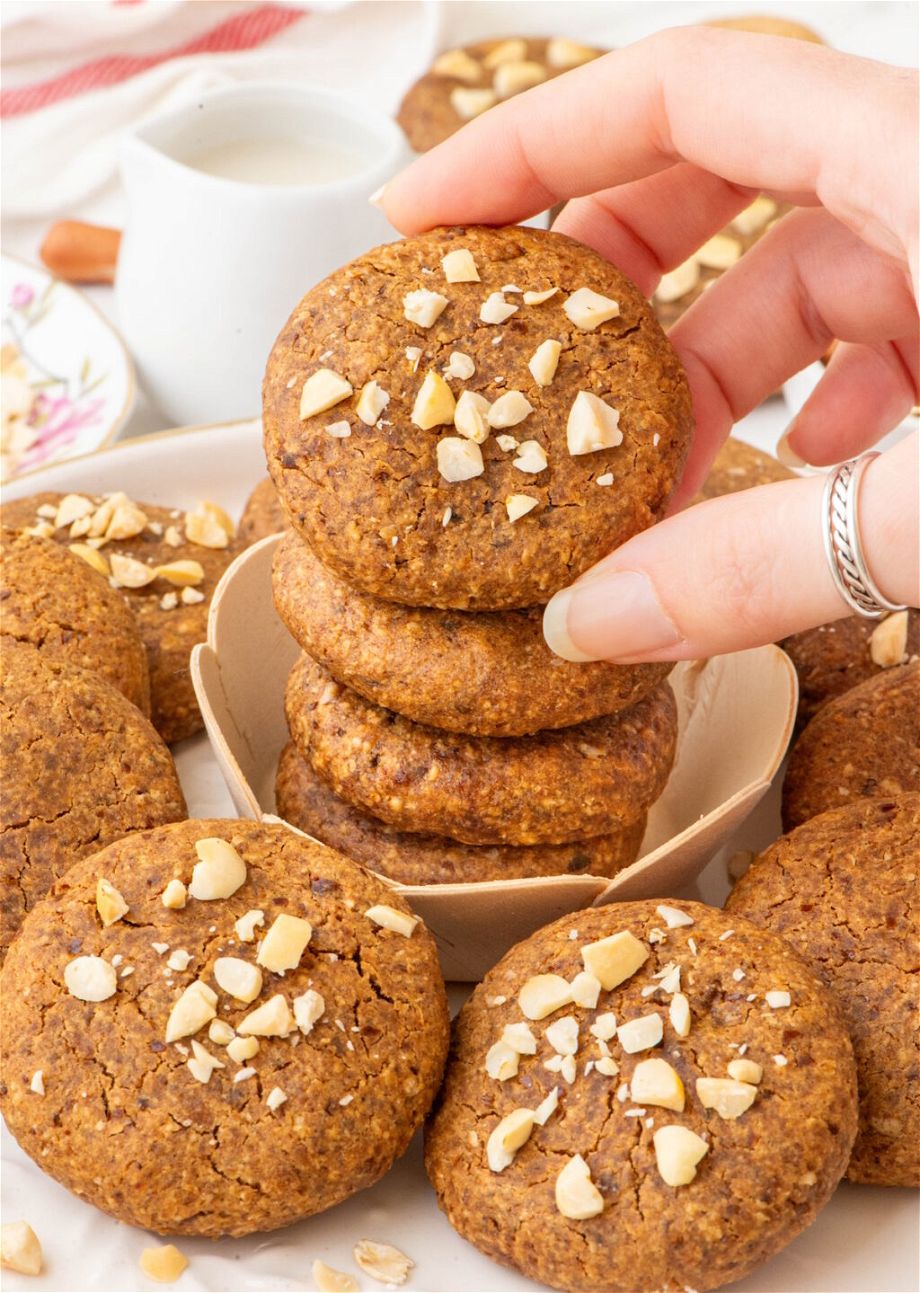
239;477;290;546
272;530;671;736
1;526;150;714
781;610;920;728
397;36;605;154
0;817;449;1237
1;491;243;743
0;643;186;958
727;794;919;1186
781;661;919;830
285;653;677;846
425;899;857;1293
275;741;646;883
263;225;693;610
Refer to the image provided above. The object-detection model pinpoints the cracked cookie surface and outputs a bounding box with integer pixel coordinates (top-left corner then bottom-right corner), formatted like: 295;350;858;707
0;818;449;1237
1;526;150;714
727;795;919;1186
272;531;671;736
285;654;677;845
263;225;693;610
2;491;243;743
781;611;920;728
275;741;646;883
781;661;919;829
426;899;857;1293
0;644;185;958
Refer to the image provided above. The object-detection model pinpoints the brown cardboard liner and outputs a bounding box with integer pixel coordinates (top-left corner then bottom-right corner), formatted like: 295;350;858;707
191;535;797;979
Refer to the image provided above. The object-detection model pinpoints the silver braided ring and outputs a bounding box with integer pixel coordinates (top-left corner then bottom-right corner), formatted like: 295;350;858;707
822;452;907;619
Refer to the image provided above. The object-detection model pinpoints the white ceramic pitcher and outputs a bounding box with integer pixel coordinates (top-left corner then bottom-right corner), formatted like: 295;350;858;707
116;83;409;427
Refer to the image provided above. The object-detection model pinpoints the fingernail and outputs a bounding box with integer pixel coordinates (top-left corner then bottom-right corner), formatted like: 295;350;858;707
368;184;387;208
543;570;682;662
776;431;807;469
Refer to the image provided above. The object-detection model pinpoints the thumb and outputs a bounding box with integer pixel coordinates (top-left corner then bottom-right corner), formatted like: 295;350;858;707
543;435;919;663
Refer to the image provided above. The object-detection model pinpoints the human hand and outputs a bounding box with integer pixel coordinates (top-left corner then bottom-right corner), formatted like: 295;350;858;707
378;27;919;661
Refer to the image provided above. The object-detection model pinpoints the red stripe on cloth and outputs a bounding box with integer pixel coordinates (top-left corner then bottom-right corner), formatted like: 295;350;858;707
1;3;308;118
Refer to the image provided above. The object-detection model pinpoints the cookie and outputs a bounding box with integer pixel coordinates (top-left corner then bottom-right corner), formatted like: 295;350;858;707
654;198;790;329
692;438;793;502
0;644;186;957
239;477;289;546
285;653;677;846
425;899;857;1293
397;36;604;154
727;795;919;1186
263;225;694;610
275;741;646;884
705;14;825;41
272;531;671;736
782;661;919;830
2;490;242;742
0;818;449;1237
781;609;920;727
1;526;150;714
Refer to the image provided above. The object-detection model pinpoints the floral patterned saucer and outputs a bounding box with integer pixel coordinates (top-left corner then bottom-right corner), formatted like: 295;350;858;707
1;254;134;481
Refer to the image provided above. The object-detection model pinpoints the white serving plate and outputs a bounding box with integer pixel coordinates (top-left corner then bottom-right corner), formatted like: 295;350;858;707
0;254;135;478
2;421;917;1293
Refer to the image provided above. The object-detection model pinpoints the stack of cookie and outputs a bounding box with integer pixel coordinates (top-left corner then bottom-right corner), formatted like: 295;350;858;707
262;224;694;885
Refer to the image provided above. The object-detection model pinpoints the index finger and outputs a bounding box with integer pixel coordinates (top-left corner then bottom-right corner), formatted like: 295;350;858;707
382;27;917;268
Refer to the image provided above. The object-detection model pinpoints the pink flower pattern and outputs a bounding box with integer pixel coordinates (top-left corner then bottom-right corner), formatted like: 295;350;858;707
4;277;109;475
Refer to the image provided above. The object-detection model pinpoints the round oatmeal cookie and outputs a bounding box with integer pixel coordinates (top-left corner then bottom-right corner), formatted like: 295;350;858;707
781;609;920;728
782;661;919;830
1;491;243;742
0;818;449;1237
0;644;186;958
397;36;605;154
0;526;150;714
275;742;646;883
285;654;677;846
239;477;289;546
654;199;791;329
425;899;857;1293
727;795;919;1186
272;531;671;736
691;438;793;502
263;225;693;610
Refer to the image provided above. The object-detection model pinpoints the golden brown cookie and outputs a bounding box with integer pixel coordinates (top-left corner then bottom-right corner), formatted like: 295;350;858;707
275;741;646;883
272;531;671;736
654;197;791;329
1;526;150;714
0;818;449;1237
0;644;186;957
781;609;920;727
397;36;605;153
426;899;857;1293
781;661;919;830
264;225;693;610
285;653;677;846
239;477;289;546
1;490;242;742
692;438;793;502
705;14;825;41
727;795;919;1186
